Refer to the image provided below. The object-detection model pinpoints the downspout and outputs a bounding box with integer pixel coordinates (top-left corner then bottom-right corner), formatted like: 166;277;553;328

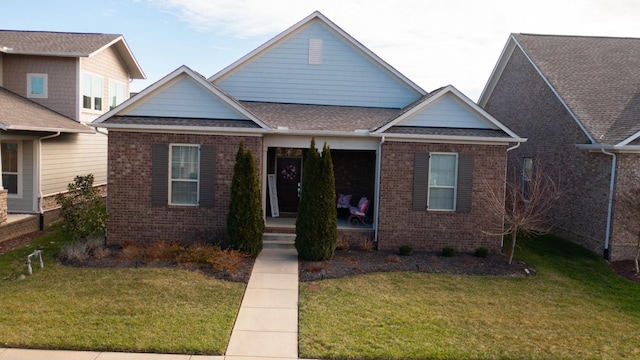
94;127;108;245
601;148;616;260
38;132;61;230
501;142;521;249
373;136;385;247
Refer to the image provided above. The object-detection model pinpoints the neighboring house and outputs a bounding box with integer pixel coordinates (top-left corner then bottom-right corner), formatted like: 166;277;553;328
93;12;524;252
0;30;144;226
479;33;640;261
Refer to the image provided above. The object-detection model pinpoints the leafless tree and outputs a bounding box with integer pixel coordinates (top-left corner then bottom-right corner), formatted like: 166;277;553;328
484;161;561;264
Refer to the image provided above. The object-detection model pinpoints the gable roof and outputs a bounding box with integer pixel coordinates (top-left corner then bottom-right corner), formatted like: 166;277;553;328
92;65;269;131
0;30;145;79
0;87;93;133
479;33;640;145
209;11;426;98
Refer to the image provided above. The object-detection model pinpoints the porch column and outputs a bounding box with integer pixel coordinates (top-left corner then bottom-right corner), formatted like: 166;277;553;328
0;133;7;224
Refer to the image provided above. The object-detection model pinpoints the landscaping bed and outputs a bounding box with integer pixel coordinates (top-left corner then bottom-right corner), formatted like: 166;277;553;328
300;248;534;282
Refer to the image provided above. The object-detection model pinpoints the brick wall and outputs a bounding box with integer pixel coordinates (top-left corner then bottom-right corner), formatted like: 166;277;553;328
106;131;262;245
609;154;640;260
377;141;507;254
483;46;615;258
0;190;7;224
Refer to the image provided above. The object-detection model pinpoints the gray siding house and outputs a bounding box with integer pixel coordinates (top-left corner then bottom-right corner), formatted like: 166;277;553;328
480;33;640;261
0;30;144;227
94;12;524;252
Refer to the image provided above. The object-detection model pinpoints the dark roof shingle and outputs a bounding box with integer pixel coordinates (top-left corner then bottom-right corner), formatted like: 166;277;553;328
514;34;640;144
0;30;120;56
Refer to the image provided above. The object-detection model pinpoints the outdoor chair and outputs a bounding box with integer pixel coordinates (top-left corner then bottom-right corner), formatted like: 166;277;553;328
348;196;371;226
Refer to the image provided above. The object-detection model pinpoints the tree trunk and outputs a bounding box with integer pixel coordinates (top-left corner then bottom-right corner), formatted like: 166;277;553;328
508;231;517;265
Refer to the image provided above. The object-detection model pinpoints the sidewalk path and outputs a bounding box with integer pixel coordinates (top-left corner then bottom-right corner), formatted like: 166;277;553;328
225;237;299;359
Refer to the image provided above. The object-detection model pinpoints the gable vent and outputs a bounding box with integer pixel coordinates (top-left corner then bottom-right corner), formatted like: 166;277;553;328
309;38;323;65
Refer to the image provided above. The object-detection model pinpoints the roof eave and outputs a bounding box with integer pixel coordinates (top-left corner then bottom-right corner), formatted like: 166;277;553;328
371;132;526;144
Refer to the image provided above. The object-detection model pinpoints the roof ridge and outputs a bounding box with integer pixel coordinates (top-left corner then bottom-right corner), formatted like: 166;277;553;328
0;29;120;36
516;33;640;41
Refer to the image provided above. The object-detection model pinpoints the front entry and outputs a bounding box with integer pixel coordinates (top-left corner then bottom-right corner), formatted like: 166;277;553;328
276;156;302;213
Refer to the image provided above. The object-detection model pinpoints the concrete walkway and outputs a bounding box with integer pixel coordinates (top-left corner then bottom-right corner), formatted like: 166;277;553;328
0;234;300;360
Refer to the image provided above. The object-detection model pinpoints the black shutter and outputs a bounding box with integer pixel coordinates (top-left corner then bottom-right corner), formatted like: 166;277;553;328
412;153;430;210
456;154;474;212
151;144;169;206
199;145;216;208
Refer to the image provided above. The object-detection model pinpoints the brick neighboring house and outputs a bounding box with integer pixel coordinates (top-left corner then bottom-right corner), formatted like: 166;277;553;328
93;12;524;253
0;30;144;230
479;33;640;261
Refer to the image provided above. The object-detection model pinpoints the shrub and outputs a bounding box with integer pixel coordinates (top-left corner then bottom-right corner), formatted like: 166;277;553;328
399;245;413;256
295;139;337;261
227;141;264;258
55;174;108;241
174;243;221;266
475;247;490;258
442;246;456;257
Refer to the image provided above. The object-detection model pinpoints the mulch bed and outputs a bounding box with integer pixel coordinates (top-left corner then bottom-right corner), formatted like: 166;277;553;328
2;230;639;284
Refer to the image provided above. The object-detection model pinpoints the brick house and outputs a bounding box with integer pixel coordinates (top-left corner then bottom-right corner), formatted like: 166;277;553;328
93;12;524;252
0;30;144;229
479;34;640;260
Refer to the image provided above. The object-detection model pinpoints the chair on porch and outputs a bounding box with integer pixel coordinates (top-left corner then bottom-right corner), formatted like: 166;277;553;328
348;197;371;226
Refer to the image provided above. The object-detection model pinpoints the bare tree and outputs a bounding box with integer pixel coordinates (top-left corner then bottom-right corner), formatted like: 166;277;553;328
484;161;561;264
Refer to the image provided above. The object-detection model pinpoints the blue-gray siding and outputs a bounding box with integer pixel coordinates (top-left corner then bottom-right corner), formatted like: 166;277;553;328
403;94;494;129
126;76;249;120
216;21;421;108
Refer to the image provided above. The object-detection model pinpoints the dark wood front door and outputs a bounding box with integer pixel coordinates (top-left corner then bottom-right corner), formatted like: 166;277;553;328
276;157;302;213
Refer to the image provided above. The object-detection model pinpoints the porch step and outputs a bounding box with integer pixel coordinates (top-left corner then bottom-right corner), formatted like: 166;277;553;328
263;233;296;249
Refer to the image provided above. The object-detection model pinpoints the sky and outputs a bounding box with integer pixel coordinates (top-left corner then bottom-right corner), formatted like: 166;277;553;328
2;0;640;101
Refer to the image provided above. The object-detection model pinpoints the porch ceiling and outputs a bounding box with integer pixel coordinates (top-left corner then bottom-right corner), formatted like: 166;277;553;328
240;101;401;132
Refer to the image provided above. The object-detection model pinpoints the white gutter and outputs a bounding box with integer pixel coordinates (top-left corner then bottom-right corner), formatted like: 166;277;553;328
373;136;385;245
38;132;61;228
371;133;527;145
601;148;616;260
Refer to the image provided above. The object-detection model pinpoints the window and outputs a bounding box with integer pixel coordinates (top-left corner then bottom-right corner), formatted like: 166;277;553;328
428;153;458;210
522;157;533;200
82;73;103;111
27;73;48;98
412;152;473;212
109;80;126;110
1;142;19;195
169;144;200;205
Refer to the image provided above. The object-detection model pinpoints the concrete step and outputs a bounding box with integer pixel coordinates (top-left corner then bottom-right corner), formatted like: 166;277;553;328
263;233;295;249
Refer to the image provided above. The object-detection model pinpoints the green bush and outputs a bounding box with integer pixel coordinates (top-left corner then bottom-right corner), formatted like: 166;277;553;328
474;247;489;258
227;140;264;258
295;139;337;261
399;245;413;256
442;246;456;257
55;174;108;241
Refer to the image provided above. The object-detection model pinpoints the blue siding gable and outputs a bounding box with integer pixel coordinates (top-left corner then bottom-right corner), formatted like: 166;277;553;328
216;21;422;108
401;94;495;129
125;76;248;120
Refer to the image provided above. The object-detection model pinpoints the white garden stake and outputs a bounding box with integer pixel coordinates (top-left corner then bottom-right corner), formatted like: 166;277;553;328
27;250;44;275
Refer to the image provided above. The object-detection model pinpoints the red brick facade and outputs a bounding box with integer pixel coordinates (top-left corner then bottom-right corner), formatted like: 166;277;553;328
377;141;507;253
106;131;262;245
483;46;636;260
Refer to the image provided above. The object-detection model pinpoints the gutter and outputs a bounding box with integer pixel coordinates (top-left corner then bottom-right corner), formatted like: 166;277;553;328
373;136;385;247
601;148;616;260
38;132;61;230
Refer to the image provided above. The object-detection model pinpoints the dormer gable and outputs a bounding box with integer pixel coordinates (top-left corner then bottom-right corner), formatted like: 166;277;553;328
210;11;425;109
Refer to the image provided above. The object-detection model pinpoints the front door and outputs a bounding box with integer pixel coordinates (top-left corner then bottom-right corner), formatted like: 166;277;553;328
276;157;302;213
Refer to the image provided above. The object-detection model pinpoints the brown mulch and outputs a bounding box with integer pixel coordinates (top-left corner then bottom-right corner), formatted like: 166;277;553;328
300;249;535;282
2;230;640;284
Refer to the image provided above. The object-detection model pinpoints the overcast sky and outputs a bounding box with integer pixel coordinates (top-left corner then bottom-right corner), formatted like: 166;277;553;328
3;0;640;101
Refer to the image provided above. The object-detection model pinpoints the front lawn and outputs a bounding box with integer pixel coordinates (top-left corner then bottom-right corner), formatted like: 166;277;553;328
299;235;640;360
0;229;245;355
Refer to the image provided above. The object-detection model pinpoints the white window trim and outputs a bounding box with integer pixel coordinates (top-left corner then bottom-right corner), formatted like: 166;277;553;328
1;141;22;198
108;79;127;110
168;143;200;206
81;72;104;113
427;152;458;211
27;73;48;99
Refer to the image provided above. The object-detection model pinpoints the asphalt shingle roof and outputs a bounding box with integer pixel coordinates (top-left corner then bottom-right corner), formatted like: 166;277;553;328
0;87;93;133
239;101;401;131
514;34;640;144
104;116;261;128
0;30;121;56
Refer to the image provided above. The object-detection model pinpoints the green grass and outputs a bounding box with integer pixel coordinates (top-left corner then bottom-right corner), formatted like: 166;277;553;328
0;228;246;355
299;234;640;360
